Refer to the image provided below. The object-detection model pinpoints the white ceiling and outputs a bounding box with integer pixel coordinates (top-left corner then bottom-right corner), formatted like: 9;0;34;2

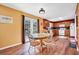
1;3;77;21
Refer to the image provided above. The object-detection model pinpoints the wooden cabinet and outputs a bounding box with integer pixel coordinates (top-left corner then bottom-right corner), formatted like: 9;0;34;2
43;19;49;32
43;20;49;28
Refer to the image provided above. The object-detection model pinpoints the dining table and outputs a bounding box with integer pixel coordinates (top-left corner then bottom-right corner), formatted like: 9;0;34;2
30;33;50;54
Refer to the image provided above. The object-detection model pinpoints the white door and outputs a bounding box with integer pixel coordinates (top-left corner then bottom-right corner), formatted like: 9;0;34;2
30;19;38;34
70;23;75;36
59;24;65;36
24;17;38;42
24;17;38;36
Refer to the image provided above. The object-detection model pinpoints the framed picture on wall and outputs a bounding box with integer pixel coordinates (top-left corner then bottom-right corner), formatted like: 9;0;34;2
0;15;13;23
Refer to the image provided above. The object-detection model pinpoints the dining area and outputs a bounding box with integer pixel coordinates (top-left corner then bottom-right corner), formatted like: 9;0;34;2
23;32;77;55
0;33;77;55
23;16;77;55
0;3;78;55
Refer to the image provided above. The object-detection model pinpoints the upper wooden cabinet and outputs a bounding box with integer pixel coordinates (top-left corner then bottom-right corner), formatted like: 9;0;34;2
43;19;49;29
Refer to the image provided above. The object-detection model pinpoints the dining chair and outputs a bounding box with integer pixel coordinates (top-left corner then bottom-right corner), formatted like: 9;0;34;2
28;34;41;55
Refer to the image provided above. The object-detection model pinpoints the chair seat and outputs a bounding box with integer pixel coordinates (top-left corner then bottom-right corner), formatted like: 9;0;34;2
31;40;41;46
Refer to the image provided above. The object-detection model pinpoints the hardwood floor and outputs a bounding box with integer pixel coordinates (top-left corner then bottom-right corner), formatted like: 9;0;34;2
0;36;78;55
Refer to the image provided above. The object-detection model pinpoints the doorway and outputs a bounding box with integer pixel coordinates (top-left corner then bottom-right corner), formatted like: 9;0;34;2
70;23;75;37
59;24;65;36
22;15;39;44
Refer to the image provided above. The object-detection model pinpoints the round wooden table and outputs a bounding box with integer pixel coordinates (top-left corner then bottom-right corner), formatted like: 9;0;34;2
30;33;50;54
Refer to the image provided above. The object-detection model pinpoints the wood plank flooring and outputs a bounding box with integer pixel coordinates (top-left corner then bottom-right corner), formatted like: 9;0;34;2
0;36;78;55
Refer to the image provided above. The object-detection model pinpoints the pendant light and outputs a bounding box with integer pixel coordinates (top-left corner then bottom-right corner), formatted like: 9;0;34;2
39;8;45;14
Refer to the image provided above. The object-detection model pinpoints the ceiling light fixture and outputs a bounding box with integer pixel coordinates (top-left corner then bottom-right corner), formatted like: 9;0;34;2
39;8;45;14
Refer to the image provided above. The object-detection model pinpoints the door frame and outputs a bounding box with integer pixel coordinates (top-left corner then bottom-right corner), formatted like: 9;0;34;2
22;15;25;44
21;15;40;44
59;24;65;36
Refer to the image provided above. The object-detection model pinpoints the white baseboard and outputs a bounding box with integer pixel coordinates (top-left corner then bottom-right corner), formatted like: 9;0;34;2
0;43;22;50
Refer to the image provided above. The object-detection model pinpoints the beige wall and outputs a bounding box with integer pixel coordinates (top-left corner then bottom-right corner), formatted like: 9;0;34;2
0;5;43;48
